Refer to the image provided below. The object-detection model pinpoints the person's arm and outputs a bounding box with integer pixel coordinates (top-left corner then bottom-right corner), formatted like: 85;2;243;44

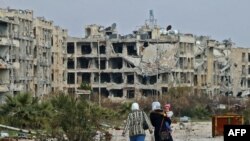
143;111;153;133
122;114;130;136
149;112;155;127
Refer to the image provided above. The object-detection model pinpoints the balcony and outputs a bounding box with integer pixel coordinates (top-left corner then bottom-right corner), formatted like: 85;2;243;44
0;62;7;69
0;85;9;92
76;89;91;95
0;78;9;85
0;37;19;47
9;84;23;91
0;37;10;46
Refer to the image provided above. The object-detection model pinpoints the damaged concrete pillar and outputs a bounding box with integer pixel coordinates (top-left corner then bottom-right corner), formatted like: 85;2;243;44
106;59;109;70
122;44;128;55
124;73;128;84
207;46;214;87
123;89;127;98
122;44;126;55
77;73;82;84
158;74;162;84
135;88;141;100
91;72;94;84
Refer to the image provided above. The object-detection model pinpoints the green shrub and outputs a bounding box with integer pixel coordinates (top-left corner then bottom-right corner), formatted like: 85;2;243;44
79;82;92;90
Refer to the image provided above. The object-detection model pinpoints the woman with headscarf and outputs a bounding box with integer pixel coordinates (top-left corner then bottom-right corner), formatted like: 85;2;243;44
122;102;153;141
150;102;173;141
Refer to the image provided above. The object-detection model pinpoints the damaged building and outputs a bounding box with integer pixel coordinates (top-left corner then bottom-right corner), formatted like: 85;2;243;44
67;20;250;99
0;17;14;103
66;23;195;99
34;17;68;96
230;48;250;97
0;8;67;102
0;8;34;103
51;26;68;92
33;17;53;96
1;8;250;102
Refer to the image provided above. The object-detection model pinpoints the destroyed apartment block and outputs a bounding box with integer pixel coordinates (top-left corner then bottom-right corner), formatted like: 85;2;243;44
67;23;250;99
0;8;67;103
1;7;250;102
0;8;34;103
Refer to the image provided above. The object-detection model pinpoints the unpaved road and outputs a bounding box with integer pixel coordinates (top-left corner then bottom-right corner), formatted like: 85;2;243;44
109;122;223;141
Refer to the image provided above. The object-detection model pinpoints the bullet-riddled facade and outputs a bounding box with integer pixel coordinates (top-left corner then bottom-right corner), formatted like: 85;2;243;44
33;17;53;97
230;48;250;97
51;26;68;92
0;17;14;103
0;8;34;103
0;8;67;102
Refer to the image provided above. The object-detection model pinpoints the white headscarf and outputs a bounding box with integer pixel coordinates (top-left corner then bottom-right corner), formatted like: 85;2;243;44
152;101;161;111
131;102;139;111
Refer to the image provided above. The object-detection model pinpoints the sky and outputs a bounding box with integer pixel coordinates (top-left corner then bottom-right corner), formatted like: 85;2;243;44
1;0;249;47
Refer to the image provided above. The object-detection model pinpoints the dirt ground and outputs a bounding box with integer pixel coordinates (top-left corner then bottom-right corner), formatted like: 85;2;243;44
110;121;223;141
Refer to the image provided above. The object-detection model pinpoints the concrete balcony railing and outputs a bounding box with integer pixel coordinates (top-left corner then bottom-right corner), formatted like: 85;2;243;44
9;84;23;91
0;79;9;85
0;36;20;47
0;37;10;45
76;89;91;95
0;84;9;92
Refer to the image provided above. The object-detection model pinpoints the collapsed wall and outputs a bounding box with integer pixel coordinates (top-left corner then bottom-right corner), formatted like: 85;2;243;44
1;8;249;101
67;23;250;99
67;23;195;99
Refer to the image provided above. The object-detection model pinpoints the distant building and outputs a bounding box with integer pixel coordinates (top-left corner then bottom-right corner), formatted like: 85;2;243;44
0;8;67;103
66;22;250;99
1;8;250;103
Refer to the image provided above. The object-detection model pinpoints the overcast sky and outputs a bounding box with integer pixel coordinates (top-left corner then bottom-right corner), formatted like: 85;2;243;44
1;0;249;47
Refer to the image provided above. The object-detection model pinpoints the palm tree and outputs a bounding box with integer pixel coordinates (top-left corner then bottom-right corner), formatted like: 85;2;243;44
49;93;117;141
49;94;94;141
0;93;53;130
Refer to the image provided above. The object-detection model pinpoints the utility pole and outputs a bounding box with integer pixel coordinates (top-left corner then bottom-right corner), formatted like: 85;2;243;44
98;40;101;106
9;23;14;96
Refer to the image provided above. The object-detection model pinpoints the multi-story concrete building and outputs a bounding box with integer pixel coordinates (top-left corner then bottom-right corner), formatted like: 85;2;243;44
230;48;250;97
33;17;53;97
51;26;68;92
0;8;67;102
66;23;195;99
1;7;250;102
33;17;68;96
193;38;235;96
0;17;14;103
0;8;34;101
66;21;250;99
